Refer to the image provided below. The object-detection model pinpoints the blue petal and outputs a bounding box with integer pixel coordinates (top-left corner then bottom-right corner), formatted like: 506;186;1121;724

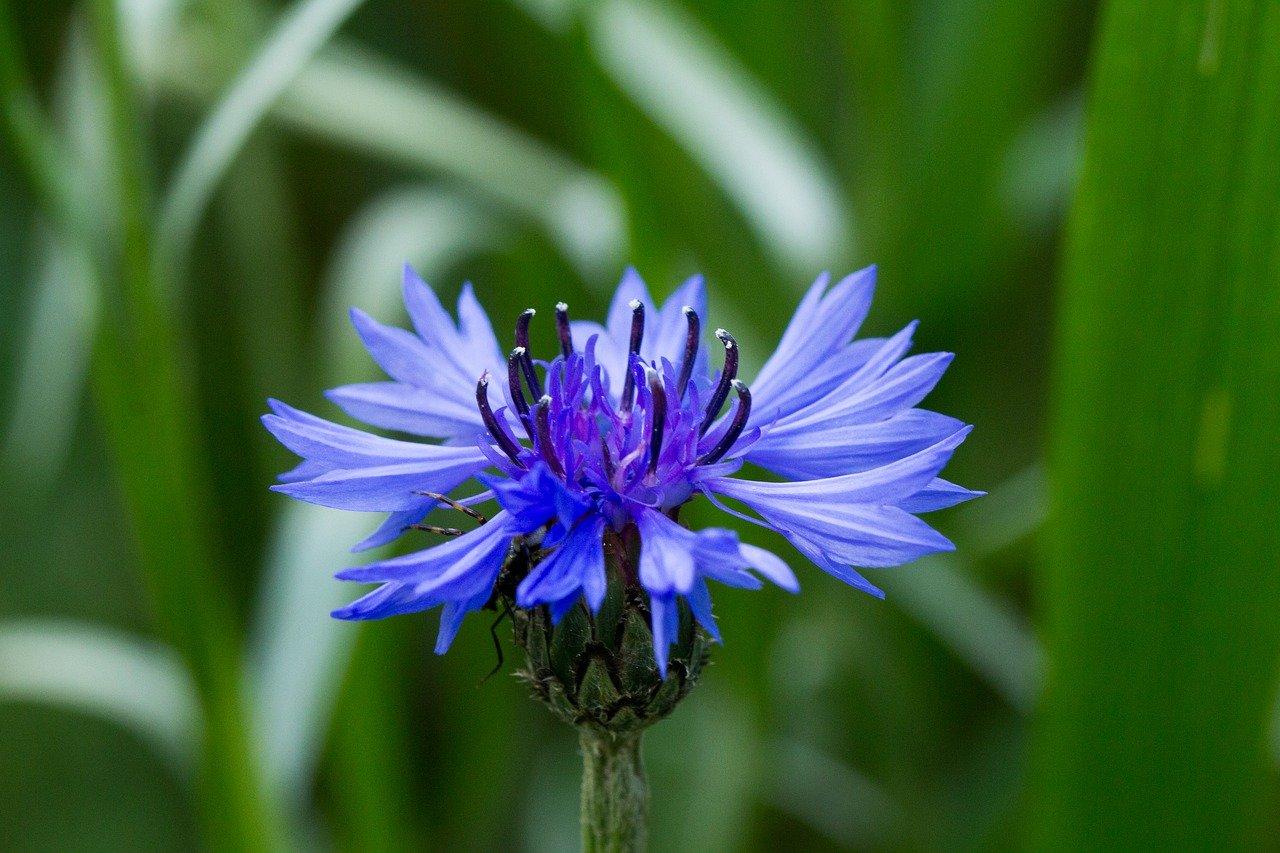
271;447;489;511
606;267;656;346
485;462;592;533
263;399;473;470
516;513;606;609
350;500;434;552
349;307;436;387
325;382;483;439
648;591;678;677
747;268;877;423
635;510;699;595
686;579;721;642
336;511;514;585
896;478;986;513
456;282;504;370
435;586;492;654
707;429;968;572
746;409;967;480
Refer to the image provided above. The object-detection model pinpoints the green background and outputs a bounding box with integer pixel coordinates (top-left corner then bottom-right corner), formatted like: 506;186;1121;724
2;0;1278;848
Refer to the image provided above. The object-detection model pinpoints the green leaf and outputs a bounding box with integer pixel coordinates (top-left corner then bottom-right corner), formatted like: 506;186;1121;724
1033;2;1280;846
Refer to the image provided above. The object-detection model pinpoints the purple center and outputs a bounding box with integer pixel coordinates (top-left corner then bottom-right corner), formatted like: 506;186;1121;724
474;303;753;523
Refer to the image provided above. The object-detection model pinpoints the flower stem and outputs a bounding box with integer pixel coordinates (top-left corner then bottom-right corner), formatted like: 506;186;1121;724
579;728;648;852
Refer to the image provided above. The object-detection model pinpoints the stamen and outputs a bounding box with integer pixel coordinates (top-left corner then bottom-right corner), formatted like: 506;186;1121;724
619;299;646;411
476;372;525;466
507;347;531;426
555;302;573;357
676;305;700;399
647;369;667;474
697;380;752;465
515;308;535;350
512;310;543;399
533;396;566;477
698;329;739;436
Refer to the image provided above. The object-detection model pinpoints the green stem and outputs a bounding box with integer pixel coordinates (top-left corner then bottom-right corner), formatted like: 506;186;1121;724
579;729;648;852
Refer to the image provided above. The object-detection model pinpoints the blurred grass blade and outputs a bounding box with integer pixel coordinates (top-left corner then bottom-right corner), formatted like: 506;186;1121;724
1034;2;1280;846
149;36;623;277
1001;92;1083;231
2;229;97;484
878;555;1043;713
83;0;285;844
0;621;198;772
156;0;369;269
586;0;851;272
958;463;1046;559
763;738;898;848
250;187;501;805
882;465;1046;712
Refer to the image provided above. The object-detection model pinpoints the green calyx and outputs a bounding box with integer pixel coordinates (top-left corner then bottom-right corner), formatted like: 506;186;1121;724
508;530;712;734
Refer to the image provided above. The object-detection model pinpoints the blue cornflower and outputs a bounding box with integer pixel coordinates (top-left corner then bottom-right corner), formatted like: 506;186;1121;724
264;266;980;673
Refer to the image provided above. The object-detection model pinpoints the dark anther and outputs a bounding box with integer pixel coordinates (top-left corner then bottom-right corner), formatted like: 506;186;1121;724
676;306;700;400
647;369;667;474
413;490;488;524
507;347;531;426
533;396;566;476
697;380;752;465
515;308;535;350
512;310;543;399
555;302;573;357
619;299;646;412
698;329;739;436
410;523;465;537
476;372;525;466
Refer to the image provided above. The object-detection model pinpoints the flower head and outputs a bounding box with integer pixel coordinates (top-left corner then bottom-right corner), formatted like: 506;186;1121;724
265;265;980;673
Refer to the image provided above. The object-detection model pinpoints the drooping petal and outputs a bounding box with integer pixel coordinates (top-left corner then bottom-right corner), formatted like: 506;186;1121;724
648;590;679;676
516;513;607;610
333;514;514;635
635;509;698;595
686;579;721;642
434;586;493;654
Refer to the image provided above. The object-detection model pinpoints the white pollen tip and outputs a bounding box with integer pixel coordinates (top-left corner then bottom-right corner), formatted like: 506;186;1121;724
522;307;536;316
628;298;642;310
556;302;568;312
512;346;526;356
539;394;553;405
682;305;695;315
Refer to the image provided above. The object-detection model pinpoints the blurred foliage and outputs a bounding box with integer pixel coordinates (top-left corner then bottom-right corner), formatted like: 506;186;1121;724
0;0;1275;850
